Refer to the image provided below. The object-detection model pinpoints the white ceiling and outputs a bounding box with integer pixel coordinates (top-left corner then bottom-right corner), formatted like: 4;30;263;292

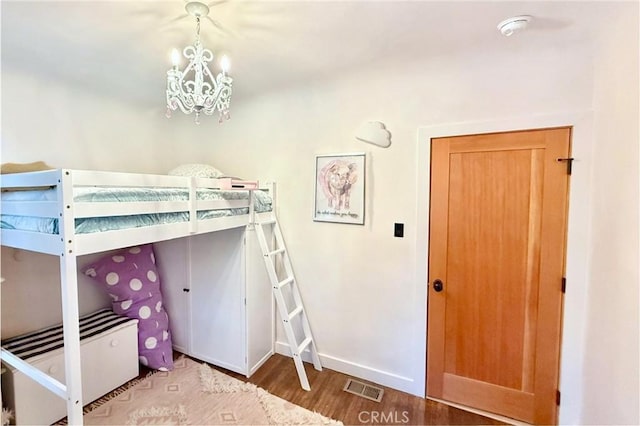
1;1;619;107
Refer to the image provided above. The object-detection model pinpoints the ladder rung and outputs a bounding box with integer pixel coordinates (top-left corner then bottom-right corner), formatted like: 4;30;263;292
277;277;294;289
268;248;285;256
296;337;312;355
287;305;303;321
254;214;321;391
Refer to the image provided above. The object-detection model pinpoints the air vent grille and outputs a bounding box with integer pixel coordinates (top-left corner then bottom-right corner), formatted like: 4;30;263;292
343;378;384;402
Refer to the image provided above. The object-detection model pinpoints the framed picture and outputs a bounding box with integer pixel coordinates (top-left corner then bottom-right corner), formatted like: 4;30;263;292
314;153;366;225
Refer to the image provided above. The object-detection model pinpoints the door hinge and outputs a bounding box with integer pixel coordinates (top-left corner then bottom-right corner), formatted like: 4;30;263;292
556;157;575;175
556;390;561;406
561;277;566;293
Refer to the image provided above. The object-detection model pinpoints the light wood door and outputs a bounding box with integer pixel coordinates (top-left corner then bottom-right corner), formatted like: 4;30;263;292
426;128;571;424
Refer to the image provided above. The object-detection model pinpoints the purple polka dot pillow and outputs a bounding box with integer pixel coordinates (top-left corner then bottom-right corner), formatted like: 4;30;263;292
83;244;174;371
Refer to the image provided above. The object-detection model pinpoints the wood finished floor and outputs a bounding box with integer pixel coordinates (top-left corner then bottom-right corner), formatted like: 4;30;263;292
197;353;506;426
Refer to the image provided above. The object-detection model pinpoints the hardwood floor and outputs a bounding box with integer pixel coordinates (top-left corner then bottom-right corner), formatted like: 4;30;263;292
212;353;505;425
71;352;502;425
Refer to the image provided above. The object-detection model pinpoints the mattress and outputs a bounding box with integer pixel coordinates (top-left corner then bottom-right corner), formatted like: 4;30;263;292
1;309;135;361
0;187;272;234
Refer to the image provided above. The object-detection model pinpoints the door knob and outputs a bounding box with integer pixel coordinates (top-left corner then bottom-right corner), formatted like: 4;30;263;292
433;279;444;292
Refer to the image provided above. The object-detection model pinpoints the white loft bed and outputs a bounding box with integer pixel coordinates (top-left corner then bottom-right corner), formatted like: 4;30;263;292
0;169;276;425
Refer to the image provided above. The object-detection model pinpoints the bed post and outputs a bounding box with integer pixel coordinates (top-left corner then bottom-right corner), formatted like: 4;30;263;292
58;170;84;425
269;182;276;218
249;189;256;226
59;254;84;424
188;176;197;234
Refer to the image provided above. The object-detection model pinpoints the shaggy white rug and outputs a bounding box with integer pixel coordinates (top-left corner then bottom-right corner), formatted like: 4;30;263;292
83;357;342;425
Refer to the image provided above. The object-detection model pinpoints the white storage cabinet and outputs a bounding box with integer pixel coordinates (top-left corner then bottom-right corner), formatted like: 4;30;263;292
155;226;274;376
2;320;139;425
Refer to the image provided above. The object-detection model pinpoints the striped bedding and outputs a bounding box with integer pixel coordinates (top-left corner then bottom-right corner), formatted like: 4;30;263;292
1;309;136;361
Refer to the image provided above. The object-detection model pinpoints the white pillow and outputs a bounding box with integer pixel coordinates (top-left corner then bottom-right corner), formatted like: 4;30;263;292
168;164;224;178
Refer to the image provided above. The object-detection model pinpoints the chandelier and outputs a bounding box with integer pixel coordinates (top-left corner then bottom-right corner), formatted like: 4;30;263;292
166;1;232;124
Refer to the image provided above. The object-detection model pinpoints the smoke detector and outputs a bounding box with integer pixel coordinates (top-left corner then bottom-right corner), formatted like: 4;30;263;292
497;15;532;37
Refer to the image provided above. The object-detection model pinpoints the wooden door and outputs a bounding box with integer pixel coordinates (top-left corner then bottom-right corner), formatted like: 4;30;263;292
426;128;571;424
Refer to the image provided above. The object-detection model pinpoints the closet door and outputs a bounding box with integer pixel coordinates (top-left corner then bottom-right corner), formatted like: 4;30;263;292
189;228;247;373
427;128;570;423
154;238;190;353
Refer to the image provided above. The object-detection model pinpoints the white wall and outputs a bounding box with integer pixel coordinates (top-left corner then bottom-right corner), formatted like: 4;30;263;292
0;69;223;336
1;248;109;337
174;41;597;401
581;5;640;425
0;69;210;173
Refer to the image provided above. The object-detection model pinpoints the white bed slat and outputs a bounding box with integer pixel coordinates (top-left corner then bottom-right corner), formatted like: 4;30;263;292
191;214;249;234
0;169;62;188
2;194;252;220
74;222;192;255
0;229;63;255
196;199;249;211
1;200;59;218
0;349;67;399
72;215;254;255
74;201;191;218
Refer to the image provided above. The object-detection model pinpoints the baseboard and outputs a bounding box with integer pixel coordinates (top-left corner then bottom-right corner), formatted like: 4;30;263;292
274;341;420;396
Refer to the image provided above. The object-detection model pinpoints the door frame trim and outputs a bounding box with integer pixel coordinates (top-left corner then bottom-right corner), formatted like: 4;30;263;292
414;111;594;425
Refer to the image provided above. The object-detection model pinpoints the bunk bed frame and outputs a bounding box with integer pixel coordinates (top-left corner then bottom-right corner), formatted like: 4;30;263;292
0;169;275;425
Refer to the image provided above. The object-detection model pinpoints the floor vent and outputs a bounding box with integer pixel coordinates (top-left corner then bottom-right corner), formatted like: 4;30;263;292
343;378;384;402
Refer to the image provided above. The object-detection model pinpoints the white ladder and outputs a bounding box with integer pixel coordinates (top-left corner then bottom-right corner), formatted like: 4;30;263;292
254;217;322;390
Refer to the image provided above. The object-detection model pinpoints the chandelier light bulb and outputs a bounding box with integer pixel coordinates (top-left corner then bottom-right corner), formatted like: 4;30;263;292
171;49;181;67
221;55;230;73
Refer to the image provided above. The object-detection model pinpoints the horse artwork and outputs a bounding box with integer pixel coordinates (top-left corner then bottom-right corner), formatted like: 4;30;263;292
314;153;365;224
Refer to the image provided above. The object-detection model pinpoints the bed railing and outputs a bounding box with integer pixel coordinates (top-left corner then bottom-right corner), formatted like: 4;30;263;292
1;169;274;255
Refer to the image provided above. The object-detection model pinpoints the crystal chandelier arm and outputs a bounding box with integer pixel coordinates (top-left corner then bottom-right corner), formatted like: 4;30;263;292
167;68;196;115
201;63;219;92
214;75;232;112
201;74;232;115
183;45;198;61
167;91;197;115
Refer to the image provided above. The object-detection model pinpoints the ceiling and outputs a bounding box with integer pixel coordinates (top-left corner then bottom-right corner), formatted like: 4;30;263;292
1;1;619;107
